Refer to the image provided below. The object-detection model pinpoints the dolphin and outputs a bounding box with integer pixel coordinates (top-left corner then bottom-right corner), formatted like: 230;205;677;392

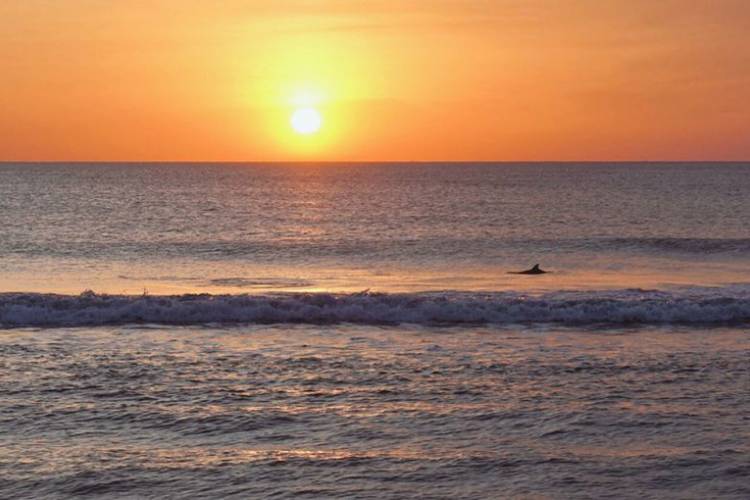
509;264;548;275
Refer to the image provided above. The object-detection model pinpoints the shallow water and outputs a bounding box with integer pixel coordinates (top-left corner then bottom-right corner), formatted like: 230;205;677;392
1;325;748;499
2;163;749;498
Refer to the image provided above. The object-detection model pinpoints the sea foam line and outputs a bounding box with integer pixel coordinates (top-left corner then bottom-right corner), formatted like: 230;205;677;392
2;288;750;327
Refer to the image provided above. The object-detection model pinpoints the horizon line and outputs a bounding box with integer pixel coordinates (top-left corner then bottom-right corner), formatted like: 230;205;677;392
1;160;749;165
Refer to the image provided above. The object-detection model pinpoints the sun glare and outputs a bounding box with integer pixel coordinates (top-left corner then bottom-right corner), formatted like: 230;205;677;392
290;108;322;135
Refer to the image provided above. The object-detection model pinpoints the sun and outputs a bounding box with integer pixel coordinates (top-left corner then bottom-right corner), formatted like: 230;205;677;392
290;107;322;135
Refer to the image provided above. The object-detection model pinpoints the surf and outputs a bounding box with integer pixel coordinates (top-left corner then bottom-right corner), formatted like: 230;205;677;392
2;286;750;328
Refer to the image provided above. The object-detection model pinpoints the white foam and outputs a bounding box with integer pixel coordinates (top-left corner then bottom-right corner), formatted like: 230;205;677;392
2;287;750;328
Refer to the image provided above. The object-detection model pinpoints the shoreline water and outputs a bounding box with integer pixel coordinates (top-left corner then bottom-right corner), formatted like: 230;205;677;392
2;324;748;499
2;162;749;498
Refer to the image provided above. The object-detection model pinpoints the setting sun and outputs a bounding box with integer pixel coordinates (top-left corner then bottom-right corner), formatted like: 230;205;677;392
290;107;322;135
2;2;750;498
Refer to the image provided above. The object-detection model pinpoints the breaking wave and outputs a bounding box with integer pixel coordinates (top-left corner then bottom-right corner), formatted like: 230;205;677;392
2;287;750;328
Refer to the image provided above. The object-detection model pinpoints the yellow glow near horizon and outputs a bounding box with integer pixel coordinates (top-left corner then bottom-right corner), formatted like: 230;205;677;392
290;108;322;135
1;1;749;161
248;35;370;158
262;83;341;157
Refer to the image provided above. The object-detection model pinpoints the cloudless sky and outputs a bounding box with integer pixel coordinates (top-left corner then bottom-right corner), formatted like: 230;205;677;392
1;0;748;161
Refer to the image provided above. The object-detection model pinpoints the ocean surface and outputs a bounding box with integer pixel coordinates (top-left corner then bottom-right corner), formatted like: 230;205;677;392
1;162;749;498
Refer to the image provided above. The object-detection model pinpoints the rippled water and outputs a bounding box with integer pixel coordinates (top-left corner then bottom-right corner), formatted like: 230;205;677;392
2;163;749;498
1;325;748;499
2;162;749;294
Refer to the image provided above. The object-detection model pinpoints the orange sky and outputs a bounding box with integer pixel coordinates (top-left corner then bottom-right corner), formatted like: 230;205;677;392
1;0;748;161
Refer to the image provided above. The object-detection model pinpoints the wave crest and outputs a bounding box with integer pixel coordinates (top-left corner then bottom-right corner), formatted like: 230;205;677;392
2;287;750;328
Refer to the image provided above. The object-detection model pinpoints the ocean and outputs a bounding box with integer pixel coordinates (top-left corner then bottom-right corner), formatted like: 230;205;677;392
1;162;749;498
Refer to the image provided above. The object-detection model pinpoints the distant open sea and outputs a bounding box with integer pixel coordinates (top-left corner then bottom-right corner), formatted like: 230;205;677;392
1;163;749;499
